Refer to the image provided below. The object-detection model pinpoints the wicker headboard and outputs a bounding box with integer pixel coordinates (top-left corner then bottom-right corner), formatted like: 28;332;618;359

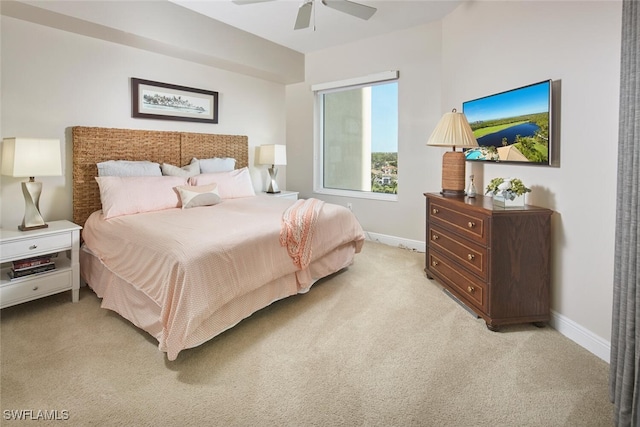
72;126;248;228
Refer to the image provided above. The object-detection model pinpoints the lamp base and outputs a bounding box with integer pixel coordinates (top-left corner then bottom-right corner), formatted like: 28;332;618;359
440;189;466;197
19;224;49;232
440;150;466;197
266;166;280;194
19;179;48;231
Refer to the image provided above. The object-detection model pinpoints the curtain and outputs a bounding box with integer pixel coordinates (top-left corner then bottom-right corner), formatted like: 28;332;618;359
610;0;640;425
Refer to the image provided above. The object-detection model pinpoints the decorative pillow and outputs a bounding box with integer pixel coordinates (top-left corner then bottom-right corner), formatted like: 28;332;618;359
176;184;221;209
95;176;187;219
195;157;236;173
161;162;200;177
189;167;256;199
97;160;162;177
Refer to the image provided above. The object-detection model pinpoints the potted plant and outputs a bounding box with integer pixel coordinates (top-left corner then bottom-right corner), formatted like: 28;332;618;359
485;177;531;207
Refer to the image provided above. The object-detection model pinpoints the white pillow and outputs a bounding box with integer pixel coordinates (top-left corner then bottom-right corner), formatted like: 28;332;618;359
176;184;221;209
97;160;162;177
161;162;200;177
195;157;236;173
189;167;256;199
95;176;187;219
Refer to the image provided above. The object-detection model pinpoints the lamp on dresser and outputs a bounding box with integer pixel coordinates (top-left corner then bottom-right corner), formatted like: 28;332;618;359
426;109;478;196
258;144;287;194
1;137;62;231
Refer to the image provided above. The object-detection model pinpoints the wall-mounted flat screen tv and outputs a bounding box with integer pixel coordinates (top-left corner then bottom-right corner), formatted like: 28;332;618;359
463;80;552;165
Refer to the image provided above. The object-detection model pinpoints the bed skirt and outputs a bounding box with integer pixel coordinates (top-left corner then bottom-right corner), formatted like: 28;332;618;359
80;242;358;360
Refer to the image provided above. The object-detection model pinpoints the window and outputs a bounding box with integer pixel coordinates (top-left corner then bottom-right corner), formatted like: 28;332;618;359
313;71;399;200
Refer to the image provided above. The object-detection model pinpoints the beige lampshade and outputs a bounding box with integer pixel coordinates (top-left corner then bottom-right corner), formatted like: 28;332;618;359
1;138;62;177
258;144;287;166
426;109;478;149
427;109;478;196
2;138;62;231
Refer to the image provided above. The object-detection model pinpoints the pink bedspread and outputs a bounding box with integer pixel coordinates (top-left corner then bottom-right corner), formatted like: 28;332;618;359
82;196;365;360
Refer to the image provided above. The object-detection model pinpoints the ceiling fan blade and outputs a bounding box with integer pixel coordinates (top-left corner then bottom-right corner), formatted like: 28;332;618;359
294;1;313;30
321;0;376;20
232;0;275;5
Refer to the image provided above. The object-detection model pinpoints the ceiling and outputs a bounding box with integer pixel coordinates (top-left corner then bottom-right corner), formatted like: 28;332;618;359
170;0;463;54
2;0;463;84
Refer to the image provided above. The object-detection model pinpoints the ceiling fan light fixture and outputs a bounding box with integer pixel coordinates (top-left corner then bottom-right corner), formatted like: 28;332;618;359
234;0;376;31
294;0;313;30
321;0;376;20
231;0;273;4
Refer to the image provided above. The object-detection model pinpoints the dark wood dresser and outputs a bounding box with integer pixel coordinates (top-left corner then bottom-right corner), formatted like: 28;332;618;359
424;193;553;330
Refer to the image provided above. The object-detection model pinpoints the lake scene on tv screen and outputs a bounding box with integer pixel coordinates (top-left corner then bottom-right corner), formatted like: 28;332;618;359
463;80;550;164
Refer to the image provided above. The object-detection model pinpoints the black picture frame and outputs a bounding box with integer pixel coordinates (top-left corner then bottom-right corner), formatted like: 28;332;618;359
131;78;218;124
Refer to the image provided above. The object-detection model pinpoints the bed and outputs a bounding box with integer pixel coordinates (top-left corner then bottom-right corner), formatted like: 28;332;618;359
72;127;365;360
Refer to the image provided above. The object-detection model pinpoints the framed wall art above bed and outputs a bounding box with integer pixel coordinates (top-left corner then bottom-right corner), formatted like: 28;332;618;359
131;78;219;124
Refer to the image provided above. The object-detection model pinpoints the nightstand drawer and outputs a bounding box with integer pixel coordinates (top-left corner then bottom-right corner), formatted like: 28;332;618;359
429;201;487;245
0;233;71;262
0;269;72;308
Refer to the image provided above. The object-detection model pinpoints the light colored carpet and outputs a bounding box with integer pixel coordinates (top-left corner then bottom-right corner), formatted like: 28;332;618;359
0;241;612;426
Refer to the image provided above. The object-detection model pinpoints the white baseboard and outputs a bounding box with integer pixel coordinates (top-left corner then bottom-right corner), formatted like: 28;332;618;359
364;231;425;252
365;232;611;363
549;310;611;363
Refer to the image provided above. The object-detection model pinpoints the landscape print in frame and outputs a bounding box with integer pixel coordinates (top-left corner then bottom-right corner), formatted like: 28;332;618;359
131;78;219;123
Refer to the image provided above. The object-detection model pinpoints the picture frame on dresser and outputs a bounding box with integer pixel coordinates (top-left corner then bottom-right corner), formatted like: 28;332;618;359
131;78;219;124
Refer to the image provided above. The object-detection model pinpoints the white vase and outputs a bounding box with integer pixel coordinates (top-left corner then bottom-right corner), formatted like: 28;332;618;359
493;194;525;208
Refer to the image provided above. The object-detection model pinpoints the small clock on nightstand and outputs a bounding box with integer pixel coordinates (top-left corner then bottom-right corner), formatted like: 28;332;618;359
261;191;299;201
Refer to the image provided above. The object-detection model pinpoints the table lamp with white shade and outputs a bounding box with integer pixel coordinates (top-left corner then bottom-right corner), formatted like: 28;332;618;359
426;109;478;196
258;144;287;194
1;137;62;231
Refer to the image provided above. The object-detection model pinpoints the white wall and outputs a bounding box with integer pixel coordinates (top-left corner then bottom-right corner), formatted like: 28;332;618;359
1;16;287;228
442;0;621;357
286;1;622;359
287;23;445;243
2;1;303;84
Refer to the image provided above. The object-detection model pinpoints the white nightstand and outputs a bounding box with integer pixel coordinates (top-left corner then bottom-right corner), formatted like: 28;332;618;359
0;220;82;309
261;191;299;201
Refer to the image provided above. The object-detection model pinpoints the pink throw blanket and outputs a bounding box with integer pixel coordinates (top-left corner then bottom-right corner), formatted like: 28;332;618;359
280;198;325;269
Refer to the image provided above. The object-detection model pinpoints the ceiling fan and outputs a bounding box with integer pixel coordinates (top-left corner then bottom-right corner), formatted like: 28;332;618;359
232;0;377;30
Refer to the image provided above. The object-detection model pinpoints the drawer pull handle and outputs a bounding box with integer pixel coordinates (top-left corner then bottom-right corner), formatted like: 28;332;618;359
467;254;475;261
432;261;438;267
432;208;439;214
29;244;38;250
467;286;475;293
32;286;39;291
467;222;475;228
432;234;439;241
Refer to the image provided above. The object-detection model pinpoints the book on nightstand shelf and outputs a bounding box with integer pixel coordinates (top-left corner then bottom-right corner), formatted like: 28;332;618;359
7;254;58;280
12;254;57;270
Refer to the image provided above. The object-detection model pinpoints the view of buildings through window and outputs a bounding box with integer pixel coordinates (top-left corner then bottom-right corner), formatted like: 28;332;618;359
320;80;398;195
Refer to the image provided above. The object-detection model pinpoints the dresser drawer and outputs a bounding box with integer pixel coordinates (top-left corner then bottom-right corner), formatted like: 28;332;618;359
0;269;72;308
429;225;488;281
429;201;488;245
428;252;486;310
0;233;72;262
